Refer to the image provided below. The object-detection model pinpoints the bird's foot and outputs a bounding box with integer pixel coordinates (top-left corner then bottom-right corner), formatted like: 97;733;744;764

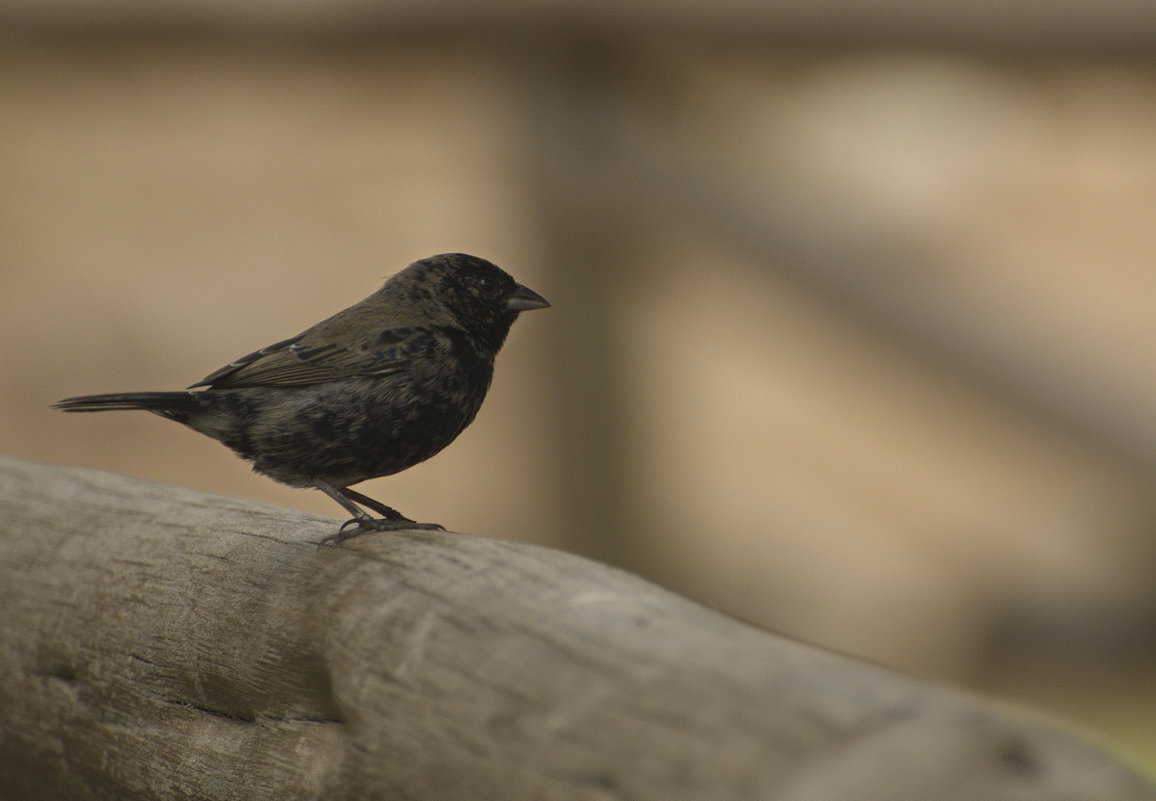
317;516;445;547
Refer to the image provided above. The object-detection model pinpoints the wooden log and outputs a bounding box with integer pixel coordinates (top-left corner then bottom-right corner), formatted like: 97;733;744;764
0;455;1151;800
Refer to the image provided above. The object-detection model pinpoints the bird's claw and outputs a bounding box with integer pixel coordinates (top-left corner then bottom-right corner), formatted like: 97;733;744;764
316;517;445;547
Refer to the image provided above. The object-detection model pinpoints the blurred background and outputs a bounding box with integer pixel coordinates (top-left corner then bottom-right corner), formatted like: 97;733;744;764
2;0;1155;775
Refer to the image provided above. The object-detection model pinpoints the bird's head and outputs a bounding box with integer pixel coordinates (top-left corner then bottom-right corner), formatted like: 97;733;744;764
398;253;549;348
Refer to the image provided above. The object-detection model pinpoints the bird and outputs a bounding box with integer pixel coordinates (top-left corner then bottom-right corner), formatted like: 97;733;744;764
54;253;550;544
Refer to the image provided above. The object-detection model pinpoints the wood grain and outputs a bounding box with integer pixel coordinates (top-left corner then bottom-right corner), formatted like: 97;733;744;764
0;456;1151;800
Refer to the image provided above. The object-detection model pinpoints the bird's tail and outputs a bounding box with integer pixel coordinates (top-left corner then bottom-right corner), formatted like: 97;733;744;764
53;391;201;420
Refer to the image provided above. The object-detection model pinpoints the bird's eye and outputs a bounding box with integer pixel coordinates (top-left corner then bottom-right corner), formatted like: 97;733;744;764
476;276;497;293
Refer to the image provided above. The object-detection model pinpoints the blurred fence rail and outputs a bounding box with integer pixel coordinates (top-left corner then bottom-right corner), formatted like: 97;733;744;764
1;0;1155;53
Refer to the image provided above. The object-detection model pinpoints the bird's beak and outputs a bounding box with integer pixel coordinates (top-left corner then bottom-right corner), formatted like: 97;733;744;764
506;284;551;312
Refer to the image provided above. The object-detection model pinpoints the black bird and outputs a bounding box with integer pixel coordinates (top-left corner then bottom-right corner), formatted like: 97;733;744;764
54;253;550;544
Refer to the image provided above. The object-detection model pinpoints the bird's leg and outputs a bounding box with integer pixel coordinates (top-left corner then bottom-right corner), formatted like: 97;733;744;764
338;486;409;521
313;480;444;545
340;487;444;533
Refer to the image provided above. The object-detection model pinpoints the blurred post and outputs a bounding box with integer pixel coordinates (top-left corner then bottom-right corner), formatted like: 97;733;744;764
506;32;642;566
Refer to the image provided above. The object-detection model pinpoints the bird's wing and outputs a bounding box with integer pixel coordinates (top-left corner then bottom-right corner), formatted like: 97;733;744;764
190;328;425;389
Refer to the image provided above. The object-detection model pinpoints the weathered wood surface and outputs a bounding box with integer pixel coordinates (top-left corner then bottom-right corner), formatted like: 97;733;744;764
0;455;1151;801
